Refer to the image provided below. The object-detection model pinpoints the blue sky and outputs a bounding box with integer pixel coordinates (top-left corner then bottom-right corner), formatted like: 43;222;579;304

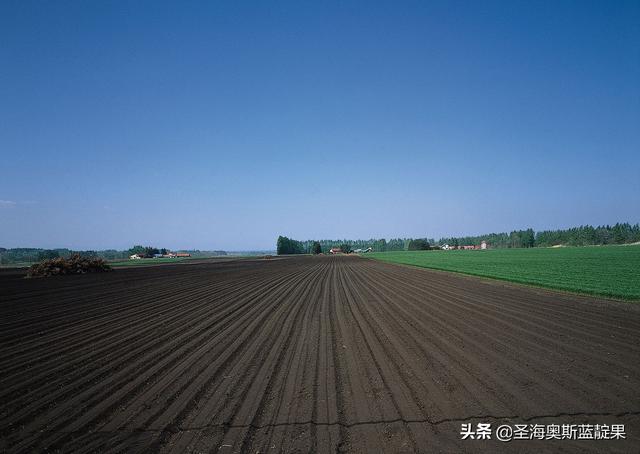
1;1;639;250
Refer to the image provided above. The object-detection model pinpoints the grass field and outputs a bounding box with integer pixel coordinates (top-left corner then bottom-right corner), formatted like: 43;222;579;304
367;245;640;300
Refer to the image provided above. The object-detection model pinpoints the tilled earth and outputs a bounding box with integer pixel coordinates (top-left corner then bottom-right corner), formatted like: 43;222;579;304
1;255;639;453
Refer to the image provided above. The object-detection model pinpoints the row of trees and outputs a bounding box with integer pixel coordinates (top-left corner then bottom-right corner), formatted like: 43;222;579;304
276;237;435;255
0;246;229;265
128;246;228;258
439;229;536;249
535;223;640;247
276;223;640;255
440;223;640;249
299;238;432;253
0;248;126;265
127;245;168;258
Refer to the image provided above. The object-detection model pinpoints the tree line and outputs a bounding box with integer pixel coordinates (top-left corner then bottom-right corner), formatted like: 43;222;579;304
439;229;536;249
440;223;640;248
276;222;640;255
0;248;128;265
535;223;640;247
0;246;228;265
276;236;436;255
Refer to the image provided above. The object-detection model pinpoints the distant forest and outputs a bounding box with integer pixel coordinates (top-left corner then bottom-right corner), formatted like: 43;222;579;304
0;247;227;265
4;223;639;263
441;223;640;248
277;223;640;255
277;236;422;255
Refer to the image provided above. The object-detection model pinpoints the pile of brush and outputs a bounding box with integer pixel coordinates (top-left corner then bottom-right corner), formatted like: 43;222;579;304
27;254;112;277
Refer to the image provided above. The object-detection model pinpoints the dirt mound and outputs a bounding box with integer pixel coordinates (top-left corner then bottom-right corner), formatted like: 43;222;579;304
26;255;112;278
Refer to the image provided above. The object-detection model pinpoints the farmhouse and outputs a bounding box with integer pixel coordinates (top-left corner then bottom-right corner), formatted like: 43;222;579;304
481;241;487;250
129;254;143;260
329;248;342;254
175;253;191;257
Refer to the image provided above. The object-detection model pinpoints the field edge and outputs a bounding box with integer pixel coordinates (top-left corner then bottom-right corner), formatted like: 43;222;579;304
361;255;640;303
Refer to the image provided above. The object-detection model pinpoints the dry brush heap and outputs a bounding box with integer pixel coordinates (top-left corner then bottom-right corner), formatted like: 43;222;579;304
26;255;112;278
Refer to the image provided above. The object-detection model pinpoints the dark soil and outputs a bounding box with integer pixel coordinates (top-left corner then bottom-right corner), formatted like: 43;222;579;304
1;256;638;453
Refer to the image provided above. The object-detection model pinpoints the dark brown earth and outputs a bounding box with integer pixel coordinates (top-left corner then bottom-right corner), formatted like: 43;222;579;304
1;255;639;453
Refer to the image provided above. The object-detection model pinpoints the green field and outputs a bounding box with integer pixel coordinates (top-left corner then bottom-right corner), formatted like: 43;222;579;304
367;245;640;300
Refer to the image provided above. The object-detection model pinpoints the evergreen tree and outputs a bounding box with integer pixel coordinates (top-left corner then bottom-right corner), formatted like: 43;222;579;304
408;239;430;250
339;243;352;253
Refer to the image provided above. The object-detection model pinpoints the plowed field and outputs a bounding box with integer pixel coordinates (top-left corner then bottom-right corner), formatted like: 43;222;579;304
1;256;639;453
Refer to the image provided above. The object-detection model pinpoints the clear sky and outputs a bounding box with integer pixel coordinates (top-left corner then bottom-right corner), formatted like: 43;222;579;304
1;1;639;250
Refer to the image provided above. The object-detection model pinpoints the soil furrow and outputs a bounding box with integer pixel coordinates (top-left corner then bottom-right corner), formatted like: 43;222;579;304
1;255;638;453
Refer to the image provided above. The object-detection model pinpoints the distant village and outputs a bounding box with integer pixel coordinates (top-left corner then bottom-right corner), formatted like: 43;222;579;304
327;241;489;254
441;240;488;251
129;252;191;260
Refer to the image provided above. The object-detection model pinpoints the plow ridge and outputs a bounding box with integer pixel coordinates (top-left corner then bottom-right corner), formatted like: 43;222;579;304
1;256;639;453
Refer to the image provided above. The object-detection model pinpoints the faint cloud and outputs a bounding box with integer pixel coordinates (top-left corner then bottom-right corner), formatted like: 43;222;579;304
0;200;37;208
